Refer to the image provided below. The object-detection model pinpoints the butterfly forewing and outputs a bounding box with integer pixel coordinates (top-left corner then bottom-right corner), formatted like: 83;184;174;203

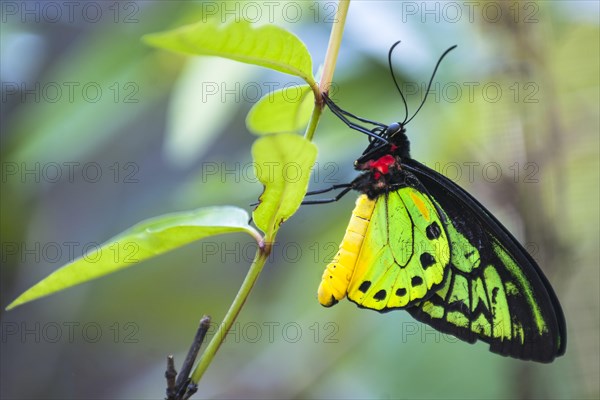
404;160;566;362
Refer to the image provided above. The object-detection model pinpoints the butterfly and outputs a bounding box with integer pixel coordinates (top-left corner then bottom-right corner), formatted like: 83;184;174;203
305;42;566;363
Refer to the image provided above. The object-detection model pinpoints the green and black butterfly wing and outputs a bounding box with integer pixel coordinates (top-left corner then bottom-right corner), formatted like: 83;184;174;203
403;159;566;363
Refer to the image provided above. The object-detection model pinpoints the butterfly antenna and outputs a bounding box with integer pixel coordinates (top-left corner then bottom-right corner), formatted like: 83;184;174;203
405;45;457;125
388;41;410;125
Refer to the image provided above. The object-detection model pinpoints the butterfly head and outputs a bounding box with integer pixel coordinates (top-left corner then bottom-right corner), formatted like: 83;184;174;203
355;121;410;162
382;122;410;157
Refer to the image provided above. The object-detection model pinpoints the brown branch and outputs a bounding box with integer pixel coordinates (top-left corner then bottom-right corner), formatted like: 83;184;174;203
165;355;177;400
165;315;212;400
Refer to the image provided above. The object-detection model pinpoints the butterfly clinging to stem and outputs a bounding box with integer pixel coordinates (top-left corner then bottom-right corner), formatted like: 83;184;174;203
306;42;566;363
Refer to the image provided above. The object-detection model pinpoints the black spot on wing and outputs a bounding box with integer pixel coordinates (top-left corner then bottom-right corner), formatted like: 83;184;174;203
491;287;499;304
374;289;387;301
411;276;423;286
426;221;442;240
420;252;436;269
396;288;407;297
358;281;371;293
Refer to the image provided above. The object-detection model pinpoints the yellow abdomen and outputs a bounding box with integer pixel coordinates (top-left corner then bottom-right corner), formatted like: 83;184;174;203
318;195;375;306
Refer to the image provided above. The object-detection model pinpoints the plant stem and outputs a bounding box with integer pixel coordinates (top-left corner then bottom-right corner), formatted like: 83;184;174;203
189;0;351;387
318;0;350;97
304;104;323;142
305;0;350;142
190;246;269;384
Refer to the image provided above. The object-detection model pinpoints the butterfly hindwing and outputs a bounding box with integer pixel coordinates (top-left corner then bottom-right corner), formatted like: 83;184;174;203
348;187;451;309
403;160;566;362
319;185;451;311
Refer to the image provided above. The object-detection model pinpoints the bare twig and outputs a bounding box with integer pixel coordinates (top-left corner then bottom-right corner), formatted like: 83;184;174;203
165;315;212;400
165;355;177;400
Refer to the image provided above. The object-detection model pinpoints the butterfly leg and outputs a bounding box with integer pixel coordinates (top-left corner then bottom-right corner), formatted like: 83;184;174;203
248;184;352;208
301;185;354;205
305;183;352;196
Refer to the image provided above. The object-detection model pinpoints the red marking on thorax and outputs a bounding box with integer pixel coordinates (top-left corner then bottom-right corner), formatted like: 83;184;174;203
368;154;396;175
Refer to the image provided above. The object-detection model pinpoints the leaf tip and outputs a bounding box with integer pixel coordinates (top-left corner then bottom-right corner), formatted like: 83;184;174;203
140;33;159;47
5;298;21;311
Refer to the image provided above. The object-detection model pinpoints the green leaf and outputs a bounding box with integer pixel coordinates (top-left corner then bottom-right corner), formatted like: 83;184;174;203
246;85;314;135
6;206;261;310
143;19;316;86
252;134;317;235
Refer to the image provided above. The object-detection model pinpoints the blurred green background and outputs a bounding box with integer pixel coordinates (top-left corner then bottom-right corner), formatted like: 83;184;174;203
1;1;598;398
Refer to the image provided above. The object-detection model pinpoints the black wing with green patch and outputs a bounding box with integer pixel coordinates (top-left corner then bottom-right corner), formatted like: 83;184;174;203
403;159;566;363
